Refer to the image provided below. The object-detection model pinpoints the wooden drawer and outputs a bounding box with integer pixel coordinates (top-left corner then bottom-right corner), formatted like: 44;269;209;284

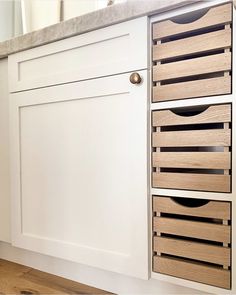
152;196;231;289
152;104;232;192
8;17;147;93
152;3;232;102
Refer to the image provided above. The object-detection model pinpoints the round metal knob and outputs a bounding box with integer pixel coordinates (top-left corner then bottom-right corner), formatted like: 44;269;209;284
130;72;142;84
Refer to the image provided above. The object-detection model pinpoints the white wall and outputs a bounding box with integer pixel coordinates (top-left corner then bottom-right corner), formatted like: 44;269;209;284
0;0;22;42
63;0;104;20
0;1;14;42
21;0;127;33
22;0;60;32
63;0;126;20
63;0;127;20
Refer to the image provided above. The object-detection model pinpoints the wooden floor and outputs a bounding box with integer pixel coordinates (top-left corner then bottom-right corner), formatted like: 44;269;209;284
0;259;111;294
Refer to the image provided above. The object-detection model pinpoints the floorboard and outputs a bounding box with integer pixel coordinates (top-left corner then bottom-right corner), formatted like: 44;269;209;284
0;259;111;294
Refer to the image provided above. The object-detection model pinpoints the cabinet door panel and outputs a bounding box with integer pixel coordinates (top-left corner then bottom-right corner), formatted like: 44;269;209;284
10;71;148;279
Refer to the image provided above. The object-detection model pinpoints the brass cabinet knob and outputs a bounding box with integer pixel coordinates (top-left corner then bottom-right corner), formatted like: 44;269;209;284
130;72;142;84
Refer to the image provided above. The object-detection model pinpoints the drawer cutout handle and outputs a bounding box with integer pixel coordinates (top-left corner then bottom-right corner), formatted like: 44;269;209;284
171;197;209;208
169;7;211;25
171;106;209;117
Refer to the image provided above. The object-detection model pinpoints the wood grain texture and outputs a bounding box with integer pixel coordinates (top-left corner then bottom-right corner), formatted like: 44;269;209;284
153;172;231;192
153;196;231;220
153;217;231;243
153;28;231;61
153;3;232;40
152;152;231;169
152;76;231;102
153;52;231;82
152;104;231;127
152;105;232;193
0;259;110;294
154;236;230;266
153;256;230;289
152;129;231;147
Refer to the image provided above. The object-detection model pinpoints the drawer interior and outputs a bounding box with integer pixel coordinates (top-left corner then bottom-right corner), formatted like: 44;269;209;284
152;104;232;192
152;3;232;102
152;196;231;289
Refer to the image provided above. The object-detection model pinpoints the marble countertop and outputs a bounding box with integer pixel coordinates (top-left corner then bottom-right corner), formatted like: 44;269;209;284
0;0;198;58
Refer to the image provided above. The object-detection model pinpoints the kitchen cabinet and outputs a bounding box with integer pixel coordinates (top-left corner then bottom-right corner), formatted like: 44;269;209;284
10;71;149;279
6;1;236;294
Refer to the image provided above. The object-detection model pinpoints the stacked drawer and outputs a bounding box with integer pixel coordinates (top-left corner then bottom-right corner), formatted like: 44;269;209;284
153;196;231;289
152;104;232;192
151;3;233;290
152;3;232;102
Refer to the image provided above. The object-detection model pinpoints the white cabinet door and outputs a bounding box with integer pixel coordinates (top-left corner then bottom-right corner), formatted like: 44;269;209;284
10;71;148;279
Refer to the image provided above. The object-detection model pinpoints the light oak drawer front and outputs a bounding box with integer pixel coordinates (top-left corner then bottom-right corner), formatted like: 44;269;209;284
8;17;147;93
154;256;230;290
153;216;230;244
153;104;231;126
152;104;232;193
153;196;231;220
153;77;231;103
153;152;231;170
154;236;230;266
153;173;231;193
153;29;231;61
153;53;231;82
153;4;232;40
152;3;232;102
152;196;231;289
152;129;231;148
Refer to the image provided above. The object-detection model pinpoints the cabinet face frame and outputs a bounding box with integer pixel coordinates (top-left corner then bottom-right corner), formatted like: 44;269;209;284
0;59;11;243
150;0;236;294
10;71;149;279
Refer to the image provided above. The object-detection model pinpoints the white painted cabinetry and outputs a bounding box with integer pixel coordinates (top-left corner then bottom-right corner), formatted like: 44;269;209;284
9;16;149;278
0;59;11;243
8;17;147;92
10;69;149;278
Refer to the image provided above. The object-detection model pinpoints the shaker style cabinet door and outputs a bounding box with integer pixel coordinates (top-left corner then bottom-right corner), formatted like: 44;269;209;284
10;71;148;279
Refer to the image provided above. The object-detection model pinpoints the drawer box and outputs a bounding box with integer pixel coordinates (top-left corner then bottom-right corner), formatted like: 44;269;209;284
152;196;231;289
152;104;232;192
152;3;232;102
8;17;147;93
